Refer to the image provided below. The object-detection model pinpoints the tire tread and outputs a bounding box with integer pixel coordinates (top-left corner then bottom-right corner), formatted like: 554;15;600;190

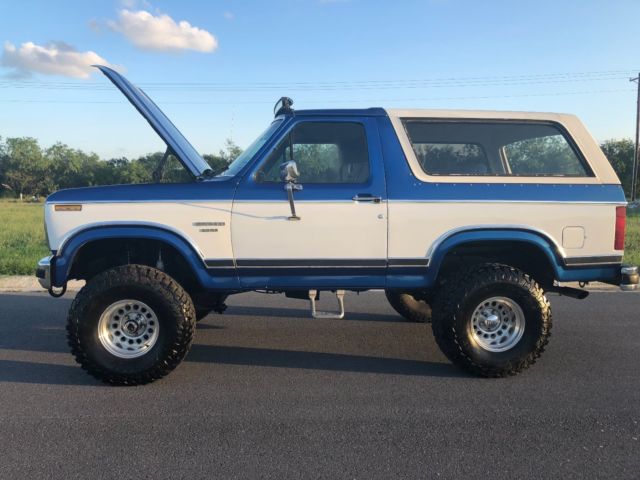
431;263;552;377
66;264;196;385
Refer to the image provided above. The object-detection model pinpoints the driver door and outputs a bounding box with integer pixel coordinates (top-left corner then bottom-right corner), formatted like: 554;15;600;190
231;117;387;289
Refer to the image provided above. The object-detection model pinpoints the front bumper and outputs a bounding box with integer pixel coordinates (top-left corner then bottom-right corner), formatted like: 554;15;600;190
620;265;639;291
35;255;53;290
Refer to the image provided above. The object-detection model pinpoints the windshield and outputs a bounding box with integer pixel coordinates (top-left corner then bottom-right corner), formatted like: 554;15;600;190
217;120;284;177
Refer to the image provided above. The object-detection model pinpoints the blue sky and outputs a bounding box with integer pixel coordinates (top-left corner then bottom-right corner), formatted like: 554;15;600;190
0;0;639;159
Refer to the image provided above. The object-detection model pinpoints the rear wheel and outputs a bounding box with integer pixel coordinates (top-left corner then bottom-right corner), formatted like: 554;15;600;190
385;290;432;323
431;264;552;377
67;264;196;385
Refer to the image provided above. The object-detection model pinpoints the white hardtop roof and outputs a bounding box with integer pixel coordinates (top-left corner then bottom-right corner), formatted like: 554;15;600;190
384;108;577;122
384;108;621;185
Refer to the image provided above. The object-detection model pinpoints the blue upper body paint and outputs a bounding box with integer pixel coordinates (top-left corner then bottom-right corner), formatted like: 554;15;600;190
47;112;626;205
46;109;627;290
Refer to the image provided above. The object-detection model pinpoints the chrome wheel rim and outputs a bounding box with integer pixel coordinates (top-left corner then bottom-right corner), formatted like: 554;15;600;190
470;296;525;352
98;299;159;359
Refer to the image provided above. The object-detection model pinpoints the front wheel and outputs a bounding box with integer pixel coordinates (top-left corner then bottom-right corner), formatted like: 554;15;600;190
431;264;552;377
67;265;196;385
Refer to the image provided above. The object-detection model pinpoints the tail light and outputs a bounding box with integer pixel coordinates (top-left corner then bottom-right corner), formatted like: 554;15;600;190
614;206;626;250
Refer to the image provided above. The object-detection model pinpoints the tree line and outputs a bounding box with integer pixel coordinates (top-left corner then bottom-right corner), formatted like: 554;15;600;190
0;136;242;198
0;135;637;199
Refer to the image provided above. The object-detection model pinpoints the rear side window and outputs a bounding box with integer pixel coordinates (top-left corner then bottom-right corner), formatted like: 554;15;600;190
411;142;490;175
402;120;591;177
503;134;586;176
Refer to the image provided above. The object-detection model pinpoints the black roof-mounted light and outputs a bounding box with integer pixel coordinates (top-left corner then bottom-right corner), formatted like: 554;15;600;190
274;97;294;117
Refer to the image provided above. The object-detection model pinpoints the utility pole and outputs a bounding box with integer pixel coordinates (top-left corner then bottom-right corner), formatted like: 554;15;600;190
630;73;640;202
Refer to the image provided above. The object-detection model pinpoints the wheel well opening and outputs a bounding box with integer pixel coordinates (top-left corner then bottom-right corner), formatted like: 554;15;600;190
68;238;201;293
437;241;558;288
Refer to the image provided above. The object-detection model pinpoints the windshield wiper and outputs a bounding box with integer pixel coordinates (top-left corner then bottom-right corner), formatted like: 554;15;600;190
196;168;215;181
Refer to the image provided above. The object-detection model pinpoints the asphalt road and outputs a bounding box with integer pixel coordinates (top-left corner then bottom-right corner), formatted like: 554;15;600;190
0;290;638;479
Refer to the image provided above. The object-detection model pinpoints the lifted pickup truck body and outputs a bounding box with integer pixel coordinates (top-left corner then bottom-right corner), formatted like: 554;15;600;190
37;66;638;385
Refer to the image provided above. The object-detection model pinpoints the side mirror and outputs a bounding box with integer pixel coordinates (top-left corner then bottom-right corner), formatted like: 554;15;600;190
279;160;302;221
280;160;300;183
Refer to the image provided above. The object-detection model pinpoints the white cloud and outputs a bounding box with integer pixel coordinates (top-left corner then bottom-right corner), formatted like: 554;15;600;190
1;41;117;79
119;0;152;8
223;11;235;21
108;9;218;53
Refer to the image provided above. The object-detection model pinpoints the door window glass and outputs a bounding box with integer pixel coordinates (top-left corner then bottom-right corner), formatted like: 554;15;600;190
257;122;370;183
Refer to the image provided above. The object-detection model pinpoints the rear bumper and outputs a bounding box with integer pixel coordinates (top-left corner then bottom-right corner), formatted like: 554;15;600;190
35;256;52;290
620;266;639;291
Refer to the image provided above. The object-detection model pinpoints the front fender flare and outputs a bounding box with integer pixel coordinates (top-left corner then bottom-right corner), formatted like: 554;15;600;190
51;225;211;288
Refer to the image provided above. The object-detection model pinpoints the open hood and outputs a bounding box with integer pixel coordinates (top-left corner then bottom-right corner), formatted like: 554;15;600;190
94;65;212;178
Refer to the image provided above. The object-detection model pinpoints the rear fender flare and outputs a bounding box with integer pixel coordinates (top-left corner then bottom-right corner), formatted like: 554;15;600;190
427;228;564;281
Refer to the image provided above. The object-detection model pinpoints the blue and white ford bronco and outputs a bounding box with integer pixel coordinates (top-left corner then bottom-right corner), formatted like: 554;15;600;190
36;66;638;385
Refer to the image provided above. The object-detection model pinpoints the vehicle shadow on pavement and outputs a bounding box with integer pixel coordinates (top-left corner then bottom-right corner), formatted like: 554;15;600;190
193;323;226;330
0;293;461;383
186;344;465;378
224;305;401;322
0;359;99;386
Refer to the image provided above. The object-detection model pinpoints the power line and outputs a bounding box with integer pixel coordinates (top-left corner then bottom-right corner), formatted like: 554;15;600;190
0;88;634;105
0;69;636;92
1;68;634;84
0;78;631;91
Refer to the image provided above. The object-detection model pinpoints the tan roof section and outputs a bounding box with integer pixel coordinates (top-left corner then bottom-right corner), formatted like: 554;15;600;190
385;108;577;121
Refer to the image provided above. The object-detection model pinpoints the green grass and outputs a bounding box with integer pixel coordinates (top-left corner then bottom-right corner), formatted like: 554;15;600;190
0;199;639;276
625;209;640;266
0;200;49;275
